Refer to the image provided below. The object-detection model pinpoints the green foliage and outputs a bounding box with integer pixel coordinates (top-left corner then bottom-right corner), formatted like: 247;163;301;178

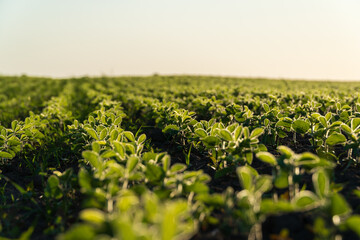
2;75;360;239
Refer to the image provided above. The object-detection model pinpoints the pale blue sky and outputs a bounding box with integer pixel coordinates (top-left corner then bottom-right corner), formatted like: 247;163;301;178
0;0;360;80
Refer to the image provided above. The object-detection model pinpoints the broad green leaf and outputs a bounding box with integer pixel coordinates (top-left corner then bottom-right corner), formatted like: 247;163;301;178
250;128;264;139
346;215;360;236
145;163;165;182
202;136;220;148
341;124;352;134
351;118;360;131
8;136;21;146
0;151;14;159
243;127;250;138
326;133;346;146
78;168;92;192
126;156;139;173
277;146;294;158
137;133;146;144
331;193;351;217
91;141;101;153
255;175;272;193
123;131;135;142
99;128;107;140
194;129;207;138
237;166;253;191
59;224;95;240
263;103;270;112
274;170;289;189
319;116;328;128
170;163;187;173
84;127;98;140
163;124;179;134
313;169;329;198
80;209;105;225
325;112;332;121
245;152;253;164
292;120;310;134
101;150;116;159
45;175;63;199
261;199;294;214
185;182;209;194
110;129;119;141
113;141;125;158
113;117;122;125
219;129;233;141
82;151;101;168
293;191;318;209
161;202;188;240
256;152;277;166
234;126;243;140
11;120;18;130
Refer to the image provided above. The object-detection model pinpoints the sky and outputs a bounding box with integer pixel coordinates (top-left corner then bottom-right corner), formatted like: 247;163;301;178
0;0;360;81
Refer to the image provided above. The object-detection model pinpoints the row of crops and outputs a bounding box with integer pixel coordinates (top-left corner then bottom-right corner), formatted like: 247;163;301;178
1;75;360;239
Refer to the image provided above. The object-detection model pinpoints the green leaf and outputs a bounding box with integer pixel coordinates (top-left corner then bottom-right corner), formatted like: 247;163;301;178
91;141;101;153
219;129;233;141
263;103;270;112
275;170;289;189
277;146;294;158
243;127;250;138
8;136;21;146
123;131;135;142
202;136;220;148
255;175;272;193
293;191;318;209
261;199;294;214
110;129;119;141
114;117;122;125
78;168;92;192
331;193;351;217
59;224;95;240
319;116;328;128
80;209;105;225
256;152;277;166
325;112;332;121
341;124;352;134
113;141;125;158
84;127;99;140
326;133;346;146
45;175;63;199
250;128;264;139
137;133;146;144
234;126;243;140
163;124;179;134
185;182;209;194
351;118;360;131
99;128;107;140
11;120;18;130
145;164;165;182
292;120;310;134
162;154;171;172
170;163;187;173
346;215;360;236
126;156;139;173
0;151;14;159
82;151;101;169
195;129;207;138
101;150;116;159
237;166;253;191
313;169;329;198
245;152;253;164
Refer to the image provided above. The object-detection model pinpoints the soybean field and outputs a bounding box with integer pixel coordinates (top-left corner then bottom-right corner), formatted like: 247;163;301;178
1;75;360;240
